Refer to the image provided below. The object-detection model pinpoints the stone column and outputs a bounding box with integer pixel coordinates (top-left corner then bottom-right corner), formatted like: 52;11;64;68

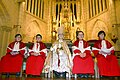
17;0;26;34
2;32;8;56
96;0;98;14
38;0;41;17
35;0;38;15
40;0;43;18
99;0;102;12
102;0;106;10
26;0;30;12
89;0;93;17
77;0;81;21
92;0;96;16
0;28;4;58
52;0;56;22
110;0;117;24
73;3;75;20
31;0;34;14
1;29;5;58
0;26;12;58
28;0;31;12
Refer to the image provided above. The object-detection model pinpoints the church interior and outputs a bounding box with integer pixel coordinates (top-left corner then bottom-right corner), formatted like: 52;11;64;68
0;0;120;80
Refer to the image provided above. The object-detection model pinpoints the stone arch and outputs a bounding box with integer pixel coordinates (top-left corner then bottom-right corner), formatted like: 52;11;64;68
91;19;108;40
23;20;42;42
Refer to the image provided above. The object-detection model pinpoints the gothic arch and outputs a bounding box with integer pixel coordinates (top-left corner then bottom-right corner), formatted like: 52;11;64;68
91;19;108;39
23;20;42;42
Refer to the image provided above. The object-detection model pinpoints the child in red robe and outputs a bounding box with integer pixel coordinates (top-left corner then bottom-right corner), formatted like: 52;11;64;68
92;31;120;77
72;31;94;78
0;34;25;77
26;34;47;76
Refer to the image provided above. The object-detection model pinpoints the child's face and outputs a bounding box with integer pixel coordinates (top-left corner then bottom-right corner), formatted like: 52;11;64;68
36;36;42;42
77;32;84;40
15;36;22;42
99;33;105;40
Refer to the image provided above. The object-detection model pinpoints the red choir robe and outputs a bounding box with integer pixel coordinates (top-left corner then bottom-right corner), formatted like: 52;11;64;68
0;41;25;73
26;42;47;76
72;39;94;74
92;40;120;76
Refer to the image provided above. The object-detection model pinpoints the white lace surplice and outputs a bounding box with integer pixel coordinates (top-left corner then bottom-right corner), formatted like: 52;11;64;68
101;40;114;57
32;43;40;53
78;41;84;51
12;42;20;51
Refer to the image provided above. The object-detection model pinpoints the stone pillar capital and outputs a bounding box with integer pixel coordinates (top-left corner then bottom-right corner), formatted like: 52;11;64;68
1;26;12;32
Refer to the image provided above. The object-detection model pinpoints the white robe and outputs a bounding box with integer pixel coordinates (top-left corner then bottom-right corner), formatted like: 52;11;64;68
50;40;70;73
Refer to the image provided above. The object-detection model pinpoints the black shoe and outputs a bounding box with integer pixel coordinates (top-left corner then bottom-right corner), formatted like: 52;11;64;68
84;74;89;78
53;71;66;78
6;73;10;78
16;72;20;77
100;75;103;78
78;74;84;78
